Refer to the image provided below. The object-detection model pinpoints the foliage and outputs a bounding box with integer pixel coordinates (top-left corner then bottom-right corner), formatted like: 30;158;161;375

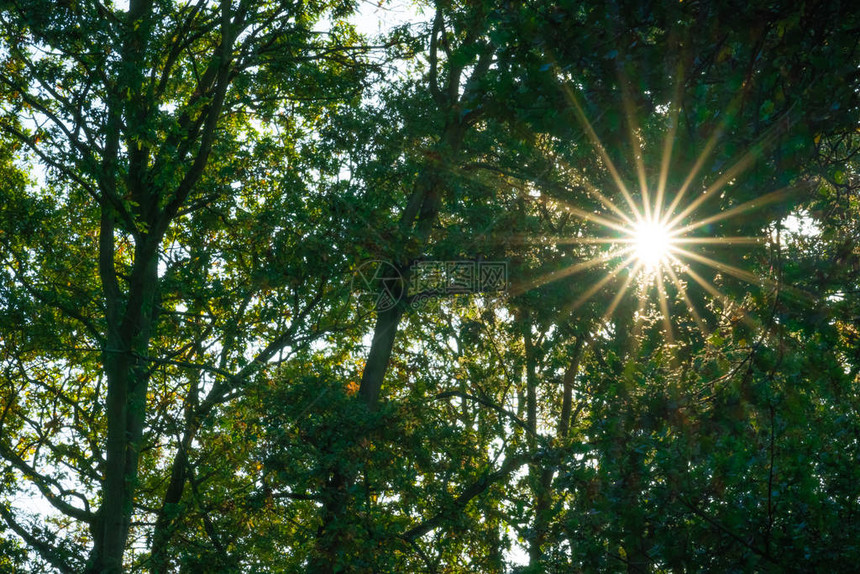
0;0;859;572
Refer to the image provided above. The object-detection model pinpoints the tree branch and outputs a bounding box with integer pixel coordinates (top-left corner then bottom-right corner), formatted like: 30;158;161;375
402;452;531;542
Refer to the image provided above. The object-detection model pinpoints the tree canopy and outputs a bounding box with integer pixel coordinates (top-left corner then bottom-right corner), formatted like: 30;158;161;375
0;0;859;572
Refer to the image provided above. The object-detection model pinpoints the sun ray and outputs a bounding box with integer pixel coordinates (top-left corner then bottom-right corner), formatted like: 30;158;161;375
670;246;764;287
561;205;633;235
674;237;762;245
510;247;634;296
660;86;760;225
543;148;637;226
660;129;723;226
505;173;634;235
629;279;652;355
668;253;760;332
454;160;636;251
618;67;651;220
665;148;761;230
675;246;815;305
557;82;643;220
672;182;810;236
655;63;686;222
655;271;676;347
579;178;637;226
565;254;638;315
668;254;730;303
665;264;709;336
544;236;629;246
602;263;641;323
666;117;794;230
503;234;627;246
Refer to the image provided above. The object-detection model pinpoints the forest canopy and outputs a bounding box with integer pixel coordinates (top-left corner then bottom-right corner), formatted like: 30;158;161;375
1;0;859;572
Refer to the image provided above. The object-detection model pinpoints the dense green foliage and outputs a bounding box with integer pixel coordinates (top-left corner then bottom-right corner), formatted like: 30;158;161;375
0;0;858;572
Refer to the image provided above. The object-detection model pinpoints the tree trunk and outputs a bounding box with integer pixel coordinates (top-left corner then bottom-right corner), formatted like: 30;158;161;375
88;234;160;573
148;429;195;574
313;119;468;574
523;315;545;565
530;336;586;569
311;7;487;566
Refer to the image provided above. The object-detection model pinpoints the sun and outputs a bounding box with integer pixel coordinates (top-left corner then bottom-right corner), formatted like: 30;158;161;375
508;73;793;337
631;218;675;271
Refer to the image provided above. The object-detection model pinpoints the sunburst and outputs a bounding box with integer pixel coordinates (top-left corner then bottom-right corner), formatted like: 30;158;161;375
508;67;806;347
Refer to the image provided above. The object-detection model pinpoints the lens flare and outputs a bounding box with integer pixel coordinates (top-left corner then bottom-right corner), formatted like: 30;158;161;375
501;68;801;345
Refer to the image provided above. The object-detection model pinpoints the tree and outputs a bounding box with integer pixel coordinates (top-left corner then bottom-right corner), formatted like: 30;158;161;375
1;0;859;572
0;0;366;571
